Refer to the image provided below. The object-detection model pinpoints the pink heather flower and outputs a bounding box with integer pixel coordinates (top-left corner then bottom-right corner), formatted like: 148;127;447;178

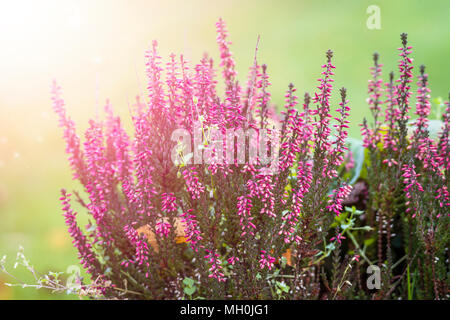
421;142;440;173
383;72;399;151
195;54;220;125
437;97;450;172
330;233;346;245
279;84;303;172
224;84;244;128
256;64;272;128
131;110;157;217
216;19;243;128
300;92;314;143
83;119;115;242
60;189;100;275
182;167;205;200
178;55;197;129
279;191;302;244
413;66;431;135
204;249;226;282
161;193;177;213
215;19;245;130
360;119;375;149
281;83;299;126
52;81;87;185
362;53;383;149
237;195;256;237
353;254;360;262
227;256;240;266
312;50;335;178
51;18;380;298
435;186;450;217
402;165;423;190
180;209;203;252
329;88;350;177
132;143;156;217
395;33;414;126
259;250;276;270
216;18;237;94
326;184;353;216
155;220;172;237
367;53;384;129
383;158;398;167
255;172;276;218
165;53;182;114
279;91;314;169
411;65;433;161
436;185;450;205
122;224;151;278
104;100;132;184
241;163;257;175
279;161;312;244
402;164;424;218
146;40;166;115
294;235;303;244
242;54;260;123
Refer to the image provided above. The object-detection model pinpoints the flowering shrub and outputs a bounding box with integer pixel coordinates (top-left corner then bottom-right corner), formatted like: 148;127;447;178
360;34;449;299
51;20;448;299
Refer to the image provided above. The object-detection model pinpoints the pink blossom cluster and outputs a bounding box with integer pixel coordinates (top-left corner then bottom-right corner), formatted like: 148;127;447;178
402;164;424;218
155;220;172;238
396;33;414;119
122;224;151;278
259;250;276;270
51;20;449;298
60;190;100;275
180;209;203;251
54;19;354;289
362;53;384;149
326;184;353;217
412;66;432;154
330;233;346;245
312;50;336;178
161;192;178;213
182;168;205;200
204;249;226;282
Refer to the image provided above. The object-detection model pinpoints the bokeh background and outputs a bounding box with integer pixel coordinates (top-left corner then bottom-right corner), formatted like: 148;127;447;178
0;0;448;299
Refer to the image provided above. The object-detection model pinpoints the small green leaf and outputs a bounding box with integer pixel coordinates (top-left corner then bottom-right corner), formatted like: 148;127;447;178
183;277;195;287
184;286;196;296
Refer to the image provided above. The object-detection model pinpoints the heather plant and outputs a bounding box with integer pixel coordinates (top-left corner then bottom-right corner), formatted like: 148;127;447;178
50;19;357;299
359;34;449;299
3;20;447;300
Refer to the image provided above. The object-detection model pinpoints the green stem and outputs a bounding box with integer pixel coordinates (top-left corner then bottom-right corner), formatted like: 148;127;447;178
407;265;412;300
346;230;373;266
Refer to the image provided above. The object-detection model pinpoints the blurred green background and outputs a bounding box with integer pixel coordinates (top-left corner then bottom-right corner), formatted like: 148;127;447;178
0;0;448;299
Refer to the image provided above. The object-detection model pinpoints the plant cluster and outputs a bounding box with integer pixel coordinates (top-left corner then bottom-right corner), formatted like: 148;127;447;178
359;34;449;299
47;20;448;299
